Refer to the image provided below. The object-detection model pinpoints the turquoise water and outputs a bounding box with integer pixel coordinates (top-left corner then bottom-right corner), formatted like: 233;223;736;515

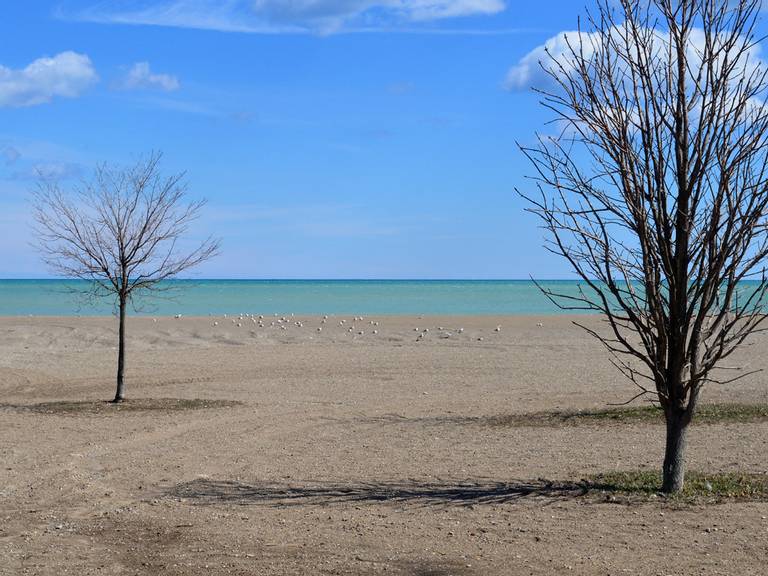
0;279;596;316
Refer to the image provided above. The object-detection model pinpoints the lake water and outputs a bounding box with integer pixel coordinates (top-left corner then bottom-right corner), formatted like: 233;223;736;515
0;279;597;316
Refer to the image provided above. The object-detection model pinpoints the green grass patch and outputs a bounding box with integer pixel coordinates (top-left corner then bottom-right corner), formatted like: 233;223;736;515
2;398;243;415
590;470;768;502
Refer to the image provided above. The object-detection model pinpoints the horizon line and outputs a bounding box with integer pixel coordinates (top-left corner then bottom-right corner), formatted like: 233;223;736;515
0;277;579;282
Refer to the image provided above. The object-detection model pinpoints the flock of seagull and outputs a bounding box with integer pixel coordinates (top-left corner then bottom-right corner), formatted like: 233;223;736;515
160;313;535;342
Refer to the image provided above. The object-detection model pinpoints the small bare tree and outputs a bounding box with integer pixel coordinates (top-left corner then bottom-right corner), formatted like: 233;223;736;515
33;152;220;403
520;0;768;492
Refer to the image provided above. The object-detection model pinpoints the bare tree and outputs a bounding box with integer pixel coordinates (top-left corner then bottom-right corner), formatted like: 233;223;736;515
33;152;220;403
519;0;768;492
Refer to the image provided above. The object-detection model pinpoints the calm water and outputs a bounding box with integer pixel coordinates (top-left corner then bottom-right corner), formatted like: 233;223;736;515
0;279;597;316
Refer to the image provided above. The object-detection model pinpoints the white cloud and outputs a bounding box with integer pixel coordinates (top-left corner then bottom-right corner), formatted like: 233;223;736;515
0;52;98;107
68;0;506;34
505;26;766;92
505;30;582;91
405;0;504;20
117;62;180;92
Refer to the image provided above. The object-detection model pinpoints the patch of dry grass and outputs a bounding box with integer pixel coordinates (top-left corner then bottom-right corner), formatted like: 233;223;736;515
480;402;768;427
2;398;243;415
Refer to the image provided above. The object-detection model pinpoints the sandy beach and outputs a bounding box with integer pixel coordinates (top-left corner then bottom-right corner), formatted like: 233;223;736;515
2;314;768;575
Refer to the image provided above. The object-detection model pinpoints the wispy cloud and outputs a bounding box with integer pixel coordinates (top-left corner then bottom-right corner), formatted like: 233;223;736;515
115;62;180;92
62;0;517;35
1;146;21;166
387;81;415;95
0;137;86;183
127;95;224;117
10;161;83;181
0;51;98;107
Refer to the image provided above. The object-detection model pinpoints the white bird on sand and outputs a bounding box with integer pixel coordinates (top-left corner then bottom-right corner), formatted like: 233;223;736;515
537;322;543;327
213;321;218;326
495;325;502;332
317;327;322;332
372;330;378;334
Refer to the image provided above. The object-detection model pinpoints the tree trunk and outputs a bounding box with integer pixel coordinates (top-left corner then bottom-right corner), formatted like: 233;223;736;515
661;411;688;493
112;295;127;403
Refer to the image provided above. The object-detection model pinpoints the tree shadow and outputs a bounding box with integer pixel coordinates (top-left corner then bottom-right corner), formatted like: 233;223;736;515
0;398;243;415
168;477;597;508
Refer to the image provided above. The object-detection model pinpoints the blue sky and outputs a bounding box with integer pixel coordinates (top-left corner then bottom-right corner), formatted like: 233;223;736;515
0;1;615;278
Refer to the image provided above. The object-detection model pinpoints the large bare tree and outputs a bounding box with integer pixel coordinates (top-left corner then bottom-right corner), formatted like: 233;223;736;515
520;0;768;492
33;152;220;403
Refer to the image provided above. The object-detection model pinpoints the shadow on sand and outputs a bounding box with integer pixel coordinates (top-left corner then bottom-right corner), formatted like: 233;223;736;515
168;477;601;508
0;398;243;415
